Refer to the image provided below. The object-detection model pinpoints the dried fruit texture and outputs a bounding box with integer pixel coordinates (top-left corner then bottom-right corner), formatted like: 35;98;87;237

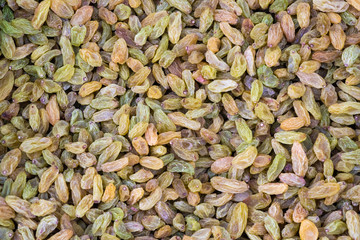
0;148;21;176
346;210;360;240
210;176;249;193
227;202;248;238
264;215;281;240
232;146;258;169
71;6;93;26
297;3;310;29
299;219;319;240
296;72;326;89
258;183;288;195
39;165;59;193
328;102;360;115
313;0;349;12
268;23;283;47
291;141;308;177
31;0;51;29
313;133;331;161
308;182;341;198
112;38;128;64
329;24;346;50
79;81;102;97
101;157;129;172
280;117;305;131
0;0;359;238
219;22;245;46
281;13;295;43
0;72;14;101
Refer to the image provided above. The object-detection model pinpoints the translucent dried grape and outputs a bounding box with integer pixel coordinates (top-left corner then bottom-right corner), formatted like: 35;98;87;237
227;202;248;238
0;0;358;237
267;154;286;182
299;219;318;240
264;215;281;240
210;176;249;193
